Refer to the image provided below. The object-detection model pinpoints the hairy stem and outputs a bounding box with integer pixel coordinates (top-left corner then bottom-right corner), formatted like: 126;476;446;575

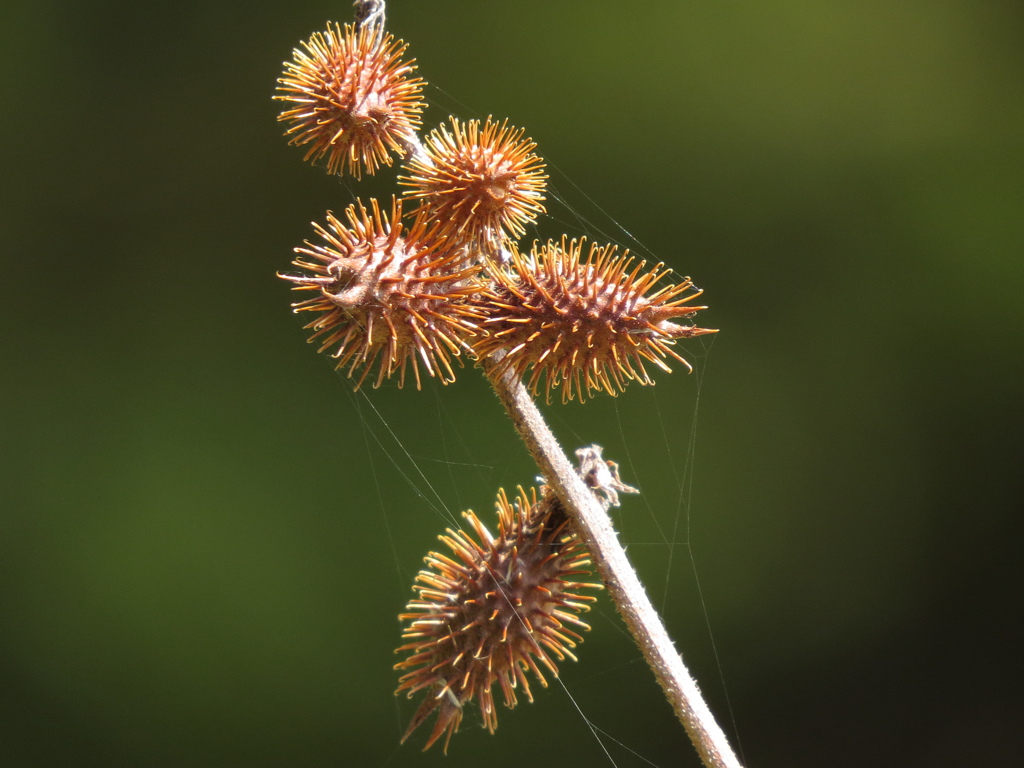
481;357;743;768
350;1;742;763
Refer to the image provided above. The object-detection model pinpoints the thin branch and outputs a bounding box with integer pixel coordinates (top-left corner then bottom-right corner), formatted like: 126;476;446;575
349;1;743;764
353;0;386;35
481;357;743;768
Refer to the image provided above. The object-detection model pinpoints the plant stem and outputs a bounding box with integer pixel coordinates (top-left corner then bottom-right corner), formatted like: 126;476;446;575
350;1;741;763
481;357;743;768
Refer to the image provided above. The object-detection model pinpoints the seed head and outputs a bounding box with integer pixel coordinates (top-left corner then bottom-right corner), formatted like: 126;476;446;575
279;197;483;390
395;486;600;752
473;237;717;403
400;116;547;253
275;22;424;178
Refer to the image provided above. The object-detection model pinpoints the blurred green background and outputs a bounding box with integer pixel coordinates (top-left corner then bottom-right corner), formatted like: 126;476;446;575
2;1;1022;766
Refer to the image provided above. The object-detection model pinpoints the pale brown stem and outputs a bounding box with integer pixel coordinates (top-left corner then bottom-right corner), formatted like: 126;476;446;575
353;0;386;34
351;1;742;762
481;357;743;768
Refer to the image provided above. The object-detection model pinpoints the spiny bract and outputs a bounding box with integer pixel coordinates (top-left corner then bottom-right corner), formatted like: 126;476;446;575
473;237;717;403
275;22;424;178
279;197;484;390
400;116;547;254
394;486;600;751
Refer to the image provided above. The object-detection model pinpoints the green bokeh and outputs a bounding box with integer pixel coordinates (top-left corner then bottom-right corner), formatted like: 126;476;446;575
2;1;1021;766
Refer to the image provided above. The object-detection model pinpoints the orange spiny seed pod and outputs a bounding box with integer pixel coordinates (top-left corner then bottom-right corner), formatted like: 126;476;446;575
275;22;424;178
279;197;484;390
400;116;547;252
473;237;718;403
395;486;600;752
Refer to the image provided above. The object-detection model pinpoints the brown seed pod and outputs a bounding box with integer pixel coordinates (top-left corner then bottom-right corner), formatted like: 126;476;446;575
395;486;600;752
275;22;424;178
473;237;718;403
399;116;547;253
279;197;484;390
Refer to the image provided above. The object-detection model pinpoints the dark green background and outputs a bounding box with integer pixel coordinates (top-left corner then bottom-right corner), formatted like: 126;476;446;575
2;1;1022;766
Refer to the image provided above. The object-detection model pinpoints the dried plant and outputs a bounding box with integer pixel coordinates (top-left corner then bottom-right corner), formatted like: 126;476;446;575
273;3;741;767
